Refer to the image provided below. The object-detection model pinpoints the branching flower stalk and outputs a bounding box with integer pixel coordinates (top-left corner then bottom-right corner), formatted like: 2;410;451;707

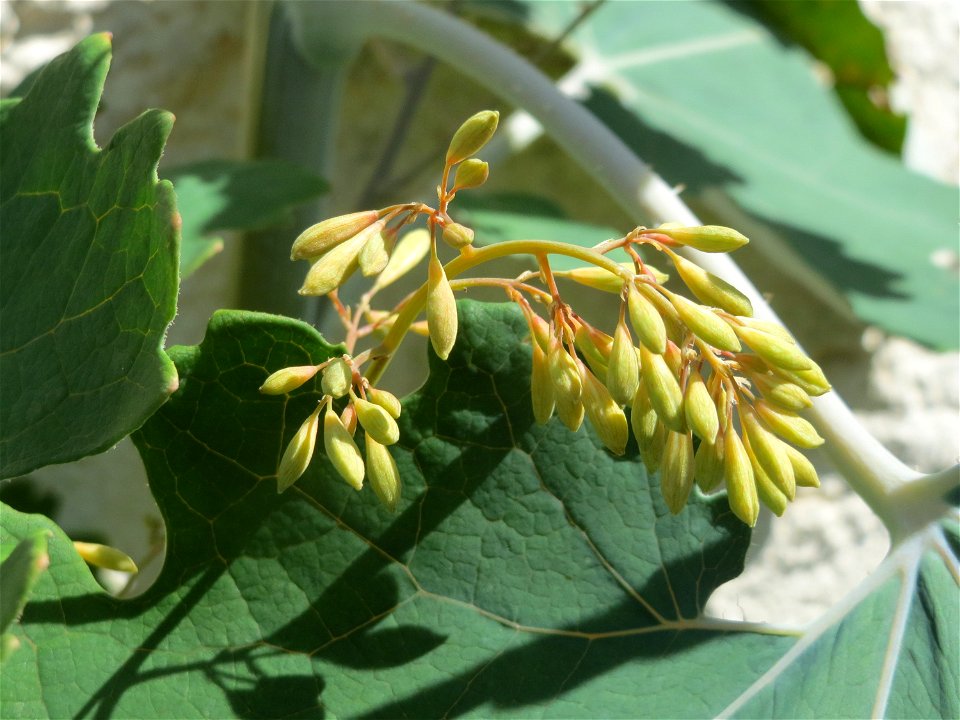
260;112;831;527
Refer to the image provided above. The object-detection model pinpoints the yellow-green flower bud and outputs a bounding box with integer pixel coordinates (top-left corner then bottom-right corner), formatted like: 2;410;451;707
694;434;725;492
531;339;556;425
581;362;628;455
737;316;795;342
750;373;813;411
639;343;685;432
556;265;626;294
321;358;352;398
259;365;319;395
73;541;138;574
683;369;719;444
353;395;400;445
641;422;667;475
446;110;499;165
660;430;695;514
723;430;759;527
427;251;458;360
277;405;322;492
548;336;584;432
366;386;402;420
782;443;820;488
291;210;380;261
627;284;667;354
741;407;795;500
669;293;741;352
607;318;640;405
630;383;658;455
324;402;364;490
639;284;685;344
748;449;789;516
771;362;832;397
668;252;753;317
655;224;749;253
365;436;402;512
373;228;430;291
453;158;489;189
573;324;610;381
299;222;384;296
754;400;824;448
442;222;475;249
358;229;390;276
733;324;812;372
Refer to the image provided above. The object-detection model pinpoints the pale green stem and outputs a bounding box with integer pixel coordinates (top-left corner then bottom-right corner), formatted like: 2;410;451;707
286;1;954;535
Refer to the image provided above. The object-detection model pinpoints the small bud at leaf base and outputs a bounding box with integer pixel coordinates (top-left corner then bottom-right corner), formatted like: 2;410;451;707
670;293;741;352
324;403;365;490
291;210;380;261
277;405;322;492
531;340;556;425
373;228;430;290
754;400;824;448
655;225;749;253
366;387;402;419
366;436;402;512
299;223;383;296
660;431;695;514
574;324;609;379
427;252;458;360
260;365;319;395
580;362;628;455
358;229;389;276
782;444;820;488
639;343;685;433
446;110;499;165
723;430;759;526
548;336;584;432
750;373;813;411
741;407;795;500
354;395;400;445
442;222;475;249
73;541;138;574
669;253;753;317
695;435;725;492
733;324;812;371
321;358;352;398
627;284;667;354
453;158;489;189
683;369;719;443
607;318;640;405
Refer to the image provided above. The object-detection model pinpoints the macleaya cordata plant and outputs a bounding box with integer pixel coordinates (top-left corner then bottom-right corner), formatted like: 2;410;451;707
263;111;829;527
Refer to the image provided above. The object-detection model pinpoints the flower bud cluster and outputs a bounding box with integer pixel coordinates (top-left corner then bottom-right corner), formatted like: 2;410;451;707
261;357;404;511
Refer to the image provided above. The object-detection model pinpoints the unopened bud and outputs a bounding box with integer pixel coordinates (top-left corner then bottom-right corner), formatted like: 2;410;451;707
530;339;556;425
694;435;725;492
373;228;430;290
627;284;667;354
740;406;795;500
580;362;628;455
353;394;400;445
669;252;753;317
366;387;402;420
750;373;812;412
660;430;695;514
277;405;322;492
442;222;475;249
260;365;319;395
366;436;402;512
548;335;584;432
631;383;658;464
670;293;741;352
453;158;489;189
754;400;824;448
291;211;380;261
748;448;788;516
607;318;640;405
782;443;820;488
528;312;551;352
574;324;610;380
358;229;390;276
299;222;385;296
723;430;759;527
73;541;138;574
771;362;832;397
733;324;812;372
654;224;749;253
556;265;626;294
321;358;352;398
427;252;458;360
683;369;719;443
737;316;795;342
639;343;685;433
324;402;364;490
446;110;500;165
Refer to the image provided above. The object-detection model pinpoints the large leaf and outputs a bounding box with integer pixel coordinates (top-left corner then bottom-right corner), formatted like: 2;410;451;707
0;531;48;663
0;34;179;478
1;303;784;718
513;1;958;349
164;159;328;278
